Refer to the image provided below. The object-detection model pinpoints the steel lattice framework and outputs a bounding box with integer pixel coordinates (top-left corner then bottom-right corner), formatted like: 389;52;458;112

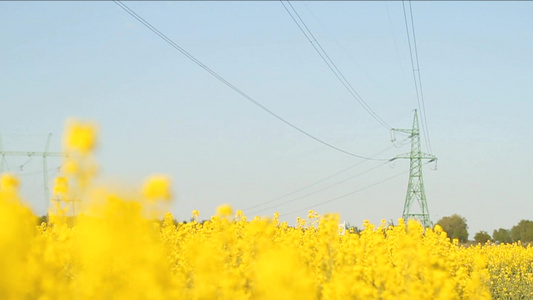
0;134;67;210
390;110;436;228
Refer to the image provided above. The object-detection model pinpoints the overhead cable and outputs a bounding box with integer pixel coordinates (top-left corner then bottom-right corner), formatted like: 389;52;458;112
281;1;392;130
278;170;408;217
244;141;405;212
402;0;433;154
248;162;388;215
114;0;388;161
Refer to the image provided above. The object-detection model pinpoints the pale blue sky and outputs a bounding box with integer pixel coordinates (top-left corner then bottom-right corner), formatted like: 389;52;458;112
1;1;532;236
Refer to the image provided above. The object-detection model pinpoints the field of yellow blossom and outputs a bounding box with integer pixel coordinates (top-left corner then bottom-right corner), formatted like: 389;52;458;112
0;120;532;299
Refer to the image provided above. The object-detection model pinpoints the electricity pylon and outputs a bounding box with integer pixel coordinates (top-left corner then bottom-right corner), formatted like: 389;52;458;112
390;110;436;228
0;134;67;211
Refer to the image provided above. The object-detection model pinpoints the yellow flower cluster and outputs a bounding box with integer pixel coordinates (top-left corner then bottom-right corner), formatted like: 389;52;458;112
142;175;172;202
483;242;533;299
0;120;531;299
64;119;97;155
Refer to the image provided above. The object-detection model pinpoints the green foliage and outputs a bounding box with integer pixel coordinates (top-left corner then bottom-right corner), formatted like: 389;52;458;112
344;223;361;234
436;214;469;242
511;220;533;243
492;228;512;244
37;215;48;225
474;231;491;244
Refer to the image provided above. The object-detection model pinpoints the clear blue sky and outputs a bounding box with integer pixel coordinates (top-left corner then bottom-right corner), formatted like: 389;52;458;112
1;1;532;236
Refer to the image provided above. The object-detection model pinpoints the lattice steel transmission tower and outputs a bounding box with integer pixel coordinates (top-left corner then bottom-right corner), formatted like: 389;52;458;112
0;133;67;212
390;110;436;228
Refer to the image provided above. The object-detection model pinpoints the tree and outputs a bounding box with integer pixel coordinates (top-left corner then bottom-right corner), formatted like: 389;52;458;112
436;214;468;242
474;231;491;244
511;220;533;243
492;228;512;244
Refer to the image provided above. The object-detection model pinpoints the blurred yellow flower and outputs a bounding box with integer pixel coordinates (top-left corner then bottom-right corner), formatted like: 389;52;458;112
0;174;19;191
53;177;68;195
216;204;232;217
142;175;172;202
192;210;200;219
64;119;97;154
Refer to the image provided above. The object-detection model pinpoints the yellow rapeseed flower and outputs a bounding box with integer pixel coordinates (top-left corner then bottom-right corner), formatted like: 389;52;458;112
64;119;97;154
53;177;68;195
142;175;172;202
0;173;19;191
216;204;232;217
192;210;200;219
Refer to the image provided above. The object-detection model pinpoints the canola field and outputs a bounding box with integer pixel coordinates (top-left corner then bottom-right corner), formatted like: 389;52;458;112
0;120;532;299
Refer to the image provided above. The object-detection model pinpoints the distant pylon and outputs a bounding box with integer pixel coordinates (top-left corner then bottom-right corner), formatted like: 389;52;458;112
0;133;68;213
390;110;436;228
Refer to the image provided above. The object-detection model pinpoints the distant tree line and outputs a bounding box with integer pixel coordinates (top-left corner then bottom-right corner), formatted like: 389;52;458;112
435;214;533;244
492;220;533;244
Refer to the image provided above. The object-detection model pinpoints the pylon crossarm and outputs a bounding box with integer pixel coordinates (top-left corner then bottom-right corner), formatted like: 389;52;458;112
421;153;436;160
392;152;412;160
393;153;436;161
0;151;68;157
391;128;413;135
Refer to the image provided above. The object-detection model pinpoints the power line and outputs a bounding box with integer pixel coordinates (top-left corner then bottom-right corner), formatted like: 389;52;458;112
243;160;370;212
113;0;388;161
408;1;432;154
244;141;406;212
402;0;433;154
402;1;425;147
248;162;388;215
384;1;406;75
279;170;408;217
281;1;392;130
265;152;433;218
